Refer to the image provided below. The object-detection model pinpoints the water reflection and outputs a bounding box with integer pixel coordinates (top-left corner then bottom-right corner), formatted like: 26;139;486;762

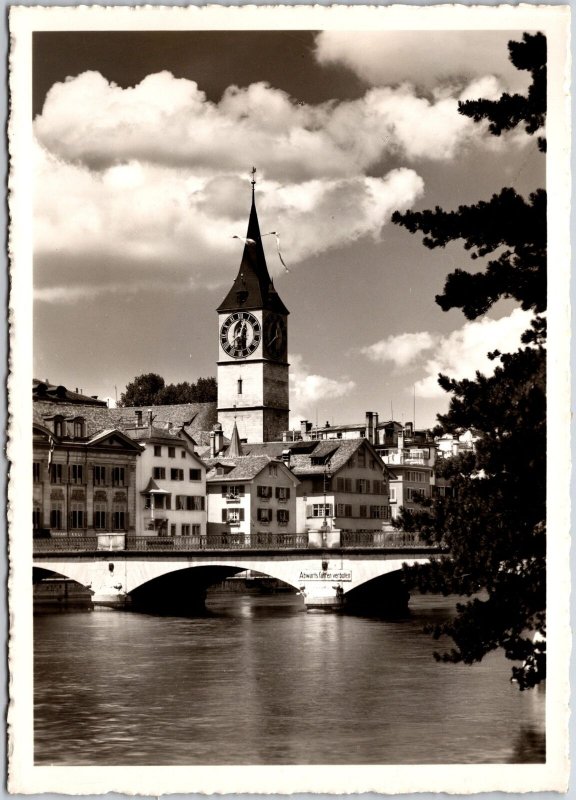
34;593;545;765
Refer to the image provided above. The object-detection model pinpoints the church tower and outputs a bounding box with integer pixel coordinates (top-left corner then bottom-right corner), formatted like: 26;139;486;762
216;173;289;443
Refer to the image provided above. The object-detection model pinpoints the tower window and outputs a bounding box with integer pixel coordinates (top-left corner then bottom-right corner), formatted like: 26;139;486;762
237;379;243;395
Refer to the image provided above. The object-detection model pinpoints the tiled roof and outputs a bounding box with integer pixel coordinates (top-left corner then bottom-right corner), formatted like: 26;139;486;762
204;455;281;482
33;400;217;442
235;438;376;476
33;379;107;406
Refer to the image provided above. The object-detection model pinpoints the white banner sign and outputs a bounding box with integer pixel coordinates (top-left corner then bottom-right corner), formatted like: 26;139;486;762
298;570;352;582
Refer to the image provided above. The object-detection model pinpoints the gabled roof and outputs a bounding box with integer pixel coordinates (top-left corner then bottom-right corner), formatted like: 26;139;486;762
216;189;288;315
33;400;217;442
235;438;389;477
86;429;143;451
204;455;299;484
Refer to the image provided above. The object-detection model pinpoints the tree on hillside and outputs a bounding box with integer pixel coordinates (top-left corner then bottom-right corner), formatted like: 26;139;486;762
391;32;547;689
118;374;217;407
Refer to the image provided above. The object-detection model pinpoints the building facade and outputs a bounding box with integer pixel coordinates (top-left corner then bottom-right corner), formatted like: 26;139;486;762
125;422;207;539
216;180;289;443
33;416;141;548
205;456;299;541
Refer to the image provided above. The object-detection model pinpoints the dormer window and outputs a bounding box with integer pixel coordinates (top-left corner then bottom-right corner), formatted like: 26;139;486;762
73;418;85;438
54;416;63;437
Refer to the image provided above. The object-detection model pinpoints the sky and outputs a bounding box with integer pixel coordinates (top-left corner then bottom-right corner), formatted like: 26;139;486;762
32;28;545;428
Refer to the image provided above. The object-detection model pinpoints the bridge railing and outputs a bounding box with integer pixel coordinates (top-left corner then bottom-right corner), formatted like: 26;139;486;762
32;531;438;554
124;533;310;551
340;530;430;548
33;535;100;552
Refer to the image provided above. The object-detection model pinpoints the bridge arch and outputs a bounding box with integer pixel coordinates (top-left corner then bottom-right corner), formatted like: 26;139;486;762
33;552;434;612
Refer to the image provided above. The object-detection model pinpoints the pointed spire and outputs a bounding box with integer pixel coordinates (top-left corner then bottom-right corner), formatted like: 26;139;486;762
227;420;243;457
217;171;289;315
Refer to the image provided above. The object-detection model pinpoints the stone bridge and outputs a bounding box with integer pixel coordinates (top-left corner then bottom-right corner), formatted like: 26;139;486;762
33;534;442;612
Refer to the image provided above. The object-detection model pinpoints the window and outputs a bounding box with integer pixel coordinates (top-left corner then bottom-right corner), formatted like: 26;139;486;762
336;477;344;491
257;508;272;523
237;378;243;395
33;507;42;529
168;447;176;458
192;524;201;536
170;524;176;536
153;467;166;480
276;487;290;500
33;462;41;482
73;420;84;438
50;464;63;484
189;469;201;481
171;468;184;481
70;464;84;484
181;524;190;536
382;505;391;520
70;504;85;529
390;487;396;501
268;464;278;477
356;479;370;494
112;467;125;487
336;504;352;517
309;504;333;518
151;494;171;511
277;509;289;525
54;417;63;437
112;506;127;531
94;465;106;486
154;445;162;457
359;505;367;518
50;503;63;530
94;504;107;530
370;505;386;519
222;508;245;523
181;450;186;459
222;484;244;498
257;486;272;499
187;496;205;511
357;449;366;468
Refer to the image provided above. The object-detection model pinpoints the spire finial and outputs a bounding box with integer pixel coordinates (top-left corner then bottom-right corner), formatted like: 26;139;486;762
251;166;257;196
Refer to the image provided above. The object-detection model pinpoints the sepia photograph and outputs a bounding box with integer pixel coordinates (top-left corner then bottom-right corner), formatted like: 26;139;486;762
8;4;570;794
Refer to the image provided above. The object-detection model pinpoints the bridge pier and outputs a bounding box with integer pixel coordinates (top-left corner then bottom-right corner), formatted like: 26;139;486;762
84;560;132;609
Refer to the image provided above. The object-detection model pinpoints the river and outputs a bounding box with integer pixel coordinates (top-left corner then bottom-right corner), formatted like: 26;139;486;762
34;592;545;765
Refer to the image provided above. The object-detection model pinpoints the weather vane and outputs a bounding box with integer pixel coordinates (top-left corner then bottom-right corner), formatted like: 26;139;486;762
251;166;257;187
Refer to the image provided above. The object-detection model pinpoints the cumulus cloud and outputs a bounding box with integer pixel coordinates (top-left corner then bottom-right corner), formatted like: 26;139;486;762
33;69;527;302
289;354;355;424
361;308;533;398
34;136;424;300
314;31;530;94
361;331;435;368
35;70;504;177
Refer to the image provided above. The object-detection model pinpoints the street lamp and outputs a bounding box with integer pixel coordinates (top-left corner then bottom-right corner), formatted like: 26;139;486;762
320;462;332;544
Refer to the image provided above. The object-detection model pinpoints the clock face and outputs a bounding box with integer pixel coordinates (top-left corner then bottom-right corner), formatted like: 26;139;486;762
220;312;261;359
264;314;287;360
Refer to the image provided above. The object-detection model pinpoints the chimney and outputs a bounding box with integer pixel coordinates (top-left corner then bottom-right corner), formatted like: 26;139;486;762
212;423;224;457
300;420;308;436
397;430;404;452
366;411;374;444
373;413;379;445
281;449;291;467
135;410;143;427
148;409;153;433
